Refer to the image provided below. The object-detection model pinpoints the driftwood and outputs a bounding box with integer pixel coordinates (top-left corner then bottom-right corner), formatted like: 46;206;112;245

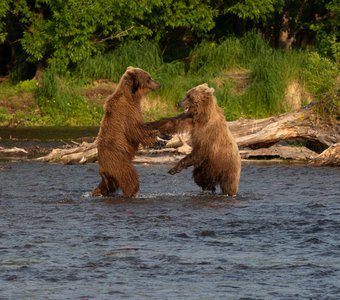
240;145;318;161
36;141;98;164
0;146;28;159
229;105;339;148
310;143;340;166
34;105;339;165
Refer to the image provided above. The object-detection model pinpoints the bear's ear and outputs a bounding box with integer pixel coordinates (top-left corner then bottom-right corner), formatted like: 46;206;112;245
126;66;134;71
127;71;140;94
200;83;215;95
208;86;215;94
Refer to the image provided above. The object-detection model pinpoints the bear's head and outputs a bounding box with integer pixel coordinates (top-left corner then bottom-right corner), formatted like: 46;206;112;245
179;83;216;118
123;66;161;97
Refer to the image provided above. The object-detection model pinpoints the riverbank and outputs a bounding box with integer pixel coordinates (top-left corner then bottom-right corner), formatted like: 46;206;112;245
0;127;98;161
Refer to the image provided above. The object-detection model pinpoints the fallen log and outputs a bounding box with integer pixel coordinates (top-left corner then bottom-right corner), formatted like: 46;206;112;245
240;145;318;161
0;146;29;160
36;141;97;164
35;105;339;165
310;143;340;166
229;105;339;148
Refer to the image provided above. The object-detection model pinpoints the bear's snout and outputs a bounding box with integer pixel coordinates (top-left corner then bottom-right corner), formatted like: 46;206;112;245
178;98;190;112
150;79;161;91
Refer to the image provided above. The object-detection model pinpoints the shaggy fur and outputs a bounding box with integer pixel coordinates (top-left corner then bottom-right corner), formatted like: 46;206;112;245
148;83;241;196
92;67;161;197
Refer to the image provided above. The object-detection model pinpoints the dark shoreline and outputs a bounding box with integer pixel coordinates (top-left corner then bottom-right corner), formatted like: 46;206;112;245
0;126;99;141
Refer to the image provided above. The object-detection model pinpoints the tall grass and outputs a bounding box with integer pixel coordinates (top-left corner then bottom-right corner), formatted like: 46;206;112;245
188;32;271;75
76;41;163;83
34;32;338;125
188;38;243;76
186;33;308;118
237;50;304;117
38;67;102;125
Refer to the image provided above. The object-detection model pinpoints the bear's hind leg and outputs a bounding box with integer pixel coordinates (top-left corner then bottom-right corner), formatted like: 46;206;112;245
220;178;238;197
95;172;118;196
116;163;139;198
107;176;118;195
193;166;216;193
92;172;113;196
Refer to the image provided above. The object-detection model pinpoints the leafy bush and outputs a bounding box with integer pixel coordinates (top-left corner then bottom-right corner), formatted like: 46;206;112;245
301;52;339;95
301;51;339;116
0;107;12;125
0;79;37;99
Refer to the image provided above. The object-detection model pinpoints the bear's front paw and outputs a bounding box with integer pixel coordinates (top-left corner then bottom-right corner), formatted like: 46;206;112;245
168;168;178;175
144;130;160;147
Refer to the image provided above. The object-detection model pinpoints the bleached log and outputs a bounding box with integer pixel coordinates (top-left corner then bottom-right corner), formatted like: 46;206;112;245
35;142;97;164
0;146;28;158
310;143;340;166
228;106;339;148
240;145;318;161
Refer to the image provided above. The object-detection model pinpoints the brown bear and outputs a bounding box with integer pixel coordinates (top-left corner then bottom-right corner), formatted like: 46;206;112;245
147;83;241;196
92;67;161;197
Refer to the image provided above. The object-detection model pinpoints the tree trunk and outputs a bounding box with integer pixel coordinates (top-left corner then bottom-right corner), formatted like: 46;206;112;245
277;0;307;49
228;105;339;148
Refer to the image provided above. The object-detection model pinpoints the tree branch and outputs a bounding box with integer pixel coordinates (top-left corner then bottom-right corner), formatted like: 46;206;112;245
94;27;134;44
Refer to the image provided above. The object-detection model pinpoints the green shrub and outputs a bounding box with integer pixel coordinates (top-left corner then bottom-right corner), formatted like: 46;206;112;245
0;79;37;99
299;51;339;116
0;107;12;125
301;52;338;96
15;79;38;93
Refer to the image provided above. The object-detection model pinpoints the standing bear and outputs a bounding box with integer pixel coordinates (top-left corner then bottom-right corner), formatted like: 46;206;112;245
92;67;161;197
147;83;241;196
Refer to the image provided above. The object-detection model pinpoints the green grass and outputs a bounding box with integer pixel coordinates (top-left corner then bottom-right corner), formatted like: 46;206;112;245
76;40;163;83
1;32;338;127
36;67;103;126
233;50;301;117
0;79;37;99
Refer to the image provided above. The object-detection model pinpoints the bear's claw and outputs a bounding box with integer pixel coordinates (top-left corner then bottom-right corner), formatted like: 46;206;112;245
168;168;178;175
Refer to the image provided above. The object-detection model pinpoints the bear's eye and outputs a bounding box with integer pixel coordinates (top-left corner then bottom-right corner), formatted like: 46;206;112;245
188;95;194;101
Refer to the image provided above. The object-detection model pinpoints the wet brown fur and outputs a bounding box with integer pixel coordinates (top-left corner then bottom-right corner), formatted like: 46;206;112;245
151;83;241;196
92;67;160;197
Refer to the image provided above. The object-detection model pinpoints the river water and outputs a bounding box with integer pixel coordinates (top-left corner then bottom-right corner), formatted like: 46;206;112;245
0;160;339;299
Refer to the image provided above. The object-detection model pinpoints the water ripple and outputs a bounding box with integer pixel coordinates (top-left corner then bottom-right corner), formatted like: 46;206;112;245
0;161;339;299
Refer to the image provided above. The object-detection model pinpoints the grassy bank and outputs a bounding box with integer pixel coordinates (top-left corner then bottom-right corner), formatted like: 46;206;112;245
0;33;338;127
